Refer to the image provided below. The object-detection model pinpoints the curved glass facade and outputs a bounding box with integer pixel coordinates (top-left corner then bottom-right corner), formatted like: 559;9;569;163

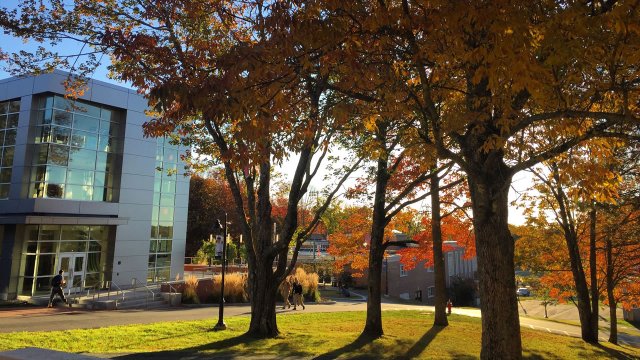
28;95;122;201
148;137;178;282
0;99;20;199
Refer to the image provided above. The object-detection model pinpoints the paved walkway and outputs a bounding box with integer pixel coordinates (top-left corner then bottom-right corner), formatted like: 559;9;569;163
1;292;639;360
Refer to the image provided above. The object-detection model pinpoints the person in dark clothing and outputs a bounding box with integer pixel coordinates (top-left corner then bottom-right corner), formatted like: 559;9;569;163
293;281;305;310
48;269;67;308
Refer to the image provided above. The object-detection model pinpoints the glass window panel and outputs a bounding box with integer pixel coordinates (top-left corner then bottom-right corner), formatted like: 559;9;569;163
46;166;66;184
0;129;4;146
9;100;20;113
161;179;176;193
26;241;37;253
20;277;34;296
147;269;156;283
107;122;119;137
33;144;48;165
85;272;100;287
98;135;111;152
52;109;72;127
149;240;158;253
40;225;61;241
65;184;92;200
23;255;36;277
30;166;46;183
37;109;53;125
25;225;39;240
153;178;161;192
158;240;172;252
59;257;71;273
0;184;9;198
1;146;14;167
0;102;6;114
51;125;71;145
59;241;87;252
67;169;93;186
35;277;53;294
148;255;156;268
151;206;159;222
150;223;158;239
155;146;163;161
76;103;101;118
48;144;69;166
40;242;57;253
100;109;112;120
89;226;108;241
4;128;16;146
160;193;174;207
158;224;173;239
36;125;52;143
74;256;84;272
71;274;82;287
36;254;56;277
88;241;102;252
158;208;173;222
156;267;170;282
94;172;106;187
92;186;105;201
43;96;54;110
0;116;5;130
53;96;74;111
1;167;13;183
6;113;19;128
73;114;99;132
95;152;107;171
46;183;64;198
0;184;11;199
61;225;89;240
98;120;111;135
68;149;96;170
163;149;178;164
152;193;160;206
156;254;171;267
71;130;98;150
105;187;113;202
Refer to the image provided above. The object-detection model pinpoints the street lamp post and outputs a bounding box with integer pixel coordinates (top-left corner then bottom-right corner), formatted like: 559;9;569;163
213;213;228;331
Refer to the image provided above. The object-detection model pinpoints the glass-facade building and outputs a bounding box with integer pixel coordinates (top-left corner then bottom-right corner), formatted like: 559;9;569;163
0;72;189;300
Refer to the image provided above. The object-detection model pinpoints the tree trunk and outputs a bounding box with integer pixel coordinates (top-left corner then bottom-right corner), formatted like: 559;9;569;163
430;171;448;326
362;154;390;339
606;236;617;344
467;173;522;360
247;259;280;337
589;207;599;341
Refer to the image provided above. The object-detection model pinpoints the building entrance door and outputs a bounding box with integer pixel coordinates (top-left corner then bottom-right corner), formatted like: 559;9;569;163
58;253;86;292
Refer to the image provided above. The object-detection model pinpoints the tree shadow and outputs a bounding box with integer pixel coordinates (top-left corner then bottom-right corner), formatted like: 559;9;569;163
111;333;263;359
403;325;445;358
567;341;636;360
313;333;375;360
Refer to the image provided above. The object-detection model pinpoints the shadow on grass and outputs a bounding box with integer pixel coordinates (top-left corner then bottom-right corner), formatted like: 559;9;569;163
112;333;263;359
567;341;637;360
313;333;375;360
402;325;445;358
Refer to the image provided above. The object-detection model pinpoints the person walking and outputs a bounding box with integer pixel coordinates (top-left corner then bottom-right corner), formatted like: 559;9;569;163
293;280;305;310
279;276;294;309
48;269;67;308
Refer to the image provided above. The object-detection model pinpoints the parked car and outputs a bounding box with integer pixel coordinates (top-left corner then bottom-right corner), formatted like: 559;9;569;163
516;287;530;297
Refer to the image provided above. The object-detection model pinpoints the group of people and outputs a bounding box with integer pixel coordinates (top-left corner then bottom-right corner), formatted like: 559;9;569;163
280;276;305;310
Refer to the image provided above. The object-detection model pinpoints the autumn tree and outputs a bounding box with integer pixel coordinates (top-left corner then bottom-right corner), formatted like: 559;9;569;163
0;0;363;337
317;2;640;358
187;172;239;257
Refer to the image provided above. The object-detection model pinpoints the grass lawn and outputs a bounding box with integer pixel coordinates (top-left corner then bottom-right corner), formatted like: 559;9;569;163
0;311;638;359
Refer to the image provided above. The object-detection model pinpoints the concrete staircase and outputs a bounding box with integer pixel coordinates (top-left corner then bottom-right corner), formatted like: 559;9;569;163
69;285;172;310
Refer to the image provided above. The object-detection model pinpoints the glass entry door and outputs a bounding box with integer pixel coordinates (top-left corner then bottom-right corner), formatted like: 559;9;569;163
58;253;86;292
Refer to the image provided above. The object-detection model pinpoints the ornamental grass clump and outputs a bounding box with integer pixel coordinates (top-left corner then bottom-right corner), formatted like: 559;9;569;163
294;267;320;302
211;272;248;303
183;275;200;304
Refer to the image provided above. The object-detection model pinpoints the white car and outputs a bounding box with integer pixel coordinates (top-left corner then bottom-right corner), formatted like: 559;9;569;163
516;287;530;296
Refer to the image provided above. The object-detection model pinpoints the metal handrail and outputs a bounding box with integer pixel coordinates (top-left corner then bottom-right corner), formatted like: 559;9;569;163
131;277;156;309
163;280;178;307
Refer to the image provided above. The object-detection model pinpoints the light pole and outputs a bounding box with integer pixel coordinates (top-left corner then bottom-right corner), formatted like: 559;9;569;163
213;213;228;331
